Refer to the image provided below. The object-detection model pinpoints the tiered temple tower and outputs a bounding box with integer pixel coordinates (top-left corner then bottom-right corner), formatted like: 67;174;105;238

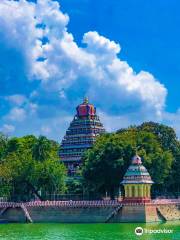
59;97;105;175
121;155;153;203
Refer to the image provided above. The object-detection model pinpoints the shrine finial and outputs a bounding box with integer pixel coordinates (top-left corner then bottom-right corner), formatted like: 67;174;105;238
83;97;89;104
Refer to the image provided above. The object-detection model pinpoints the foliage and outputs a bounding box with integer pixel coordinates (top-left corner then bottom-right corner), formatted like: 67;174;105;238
0;133;8;160
82;123;177;199
65;178;83;194
136;122;180;192
0;134;66;201
136;121;179;153
0;121;179;201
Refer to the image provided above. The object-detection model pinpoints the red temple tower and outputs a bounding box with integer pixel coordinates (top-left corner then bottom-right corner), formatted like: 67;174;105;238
59;97;105;175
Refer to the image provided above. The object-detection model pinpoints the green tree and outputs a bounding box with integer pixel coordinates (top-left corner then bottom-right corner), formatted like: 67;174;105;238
137;122;180;192
0;135;66;201
65;178;83;194
35;159;66;197
0;151;66;201
82;133;134;199
0;151;36;201
32;136;52;162
0;133;8;161
82;130;174;199
169;150;180;194
137;122;179;153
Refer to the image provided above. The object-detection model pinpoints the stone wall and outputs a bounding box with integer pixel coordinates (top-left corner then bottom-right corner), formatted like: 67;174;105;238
0;203;180;223
1;207;26;223
111;205;146;223
105;204;180;223
27;206;115;223
157;204;180;221
0;206;116;223
145;205;162;222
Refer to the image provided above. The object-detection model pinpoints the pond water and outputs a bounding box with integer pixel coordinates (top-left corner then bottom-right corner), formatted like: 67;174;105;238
0;222;179;240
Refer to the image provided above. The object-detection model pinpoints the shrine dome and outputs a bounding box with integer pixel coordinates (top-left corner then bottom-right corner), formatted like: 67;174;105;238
121;155;153;185
76;97;96;118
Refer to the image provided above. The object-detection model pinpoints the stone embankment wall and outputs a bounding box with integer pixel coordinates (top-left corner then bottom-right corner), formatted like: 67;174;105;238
109;205;162;223
0;201;180;223
27;206;116;223
0;207;26;222
157;204;180;221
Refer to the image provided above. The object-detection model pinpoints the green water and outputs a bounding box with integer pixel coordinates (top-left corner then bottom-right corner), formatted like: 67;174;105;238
0;222;179;240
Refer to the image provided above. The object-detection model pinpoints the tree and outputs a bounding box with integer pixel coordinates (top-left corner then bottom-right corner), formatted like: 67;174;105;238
32;136;52;162
0;151;36;201
0;151;66;201
136;122;180;192
82;129;174;199
82;133;134;199
0;133;8;161
0;135;66;201
35;159;66;197
169;150;180;194
137;122;179;153
65;178;83;194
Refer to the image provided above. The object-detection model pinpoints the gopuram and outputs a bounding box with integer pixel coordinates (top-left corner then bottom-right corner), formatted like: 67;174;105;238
59;97;105;175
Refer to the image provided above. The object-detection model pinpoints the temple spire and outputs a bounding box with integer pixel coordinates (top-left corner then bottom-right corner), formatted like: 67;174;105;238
83;97;89;104
59;97;105;176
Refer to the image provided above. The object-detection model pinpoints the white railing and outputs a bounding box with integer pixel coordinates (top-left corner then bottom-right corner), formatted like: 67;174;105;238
0;199;179;208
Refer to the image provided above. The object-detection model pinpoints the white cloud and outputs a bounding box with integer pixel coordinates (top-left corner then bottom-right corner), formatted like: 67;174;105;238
0;124;15;135
83;31;121;60
3;93;38;128
0;0;178;139
33;2;167;120
12;113;72;140
59;89;66;99
0;0;42;75
6;94;27;106
29;103;38;114
99;111;132;132
0;1;167;118
163;110;180;138
41;126;51;135
6;107;26;122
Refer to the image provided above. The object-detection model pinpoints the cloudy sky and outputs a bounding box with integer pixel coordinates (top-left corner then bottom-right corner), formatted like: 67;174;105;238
0;0;179;140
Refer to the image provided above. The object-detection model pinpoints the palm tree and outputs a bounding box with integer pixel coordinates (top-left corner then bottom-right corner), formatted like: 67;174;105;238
32;136;51;162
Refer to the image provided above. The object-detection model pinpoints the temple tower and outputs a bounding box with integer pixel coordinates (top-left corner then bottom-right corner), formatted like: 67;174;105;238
59;98;105;175
121;155;153;203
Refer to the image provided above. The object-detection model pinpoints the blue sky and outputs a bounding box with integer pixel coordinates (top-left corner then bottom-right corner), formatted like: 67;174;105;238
59;0;180;112
0;0;179;140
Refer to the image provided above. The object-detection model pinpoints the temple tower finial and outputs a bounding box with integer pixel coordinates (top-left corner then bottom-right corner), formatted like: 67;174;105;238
83;97;89;104
135;145;140;156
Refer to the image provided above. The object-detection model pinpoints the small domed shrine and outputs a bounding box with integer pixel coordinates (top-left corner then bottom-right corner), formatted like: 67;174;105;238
59;98;105;175
121;155;153;203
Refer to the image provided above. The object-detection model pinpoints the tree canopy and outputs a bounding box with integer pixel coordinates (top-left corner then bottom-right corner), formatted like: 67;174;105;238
0;134;66;201
0;121;179;201
82;122;179;199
